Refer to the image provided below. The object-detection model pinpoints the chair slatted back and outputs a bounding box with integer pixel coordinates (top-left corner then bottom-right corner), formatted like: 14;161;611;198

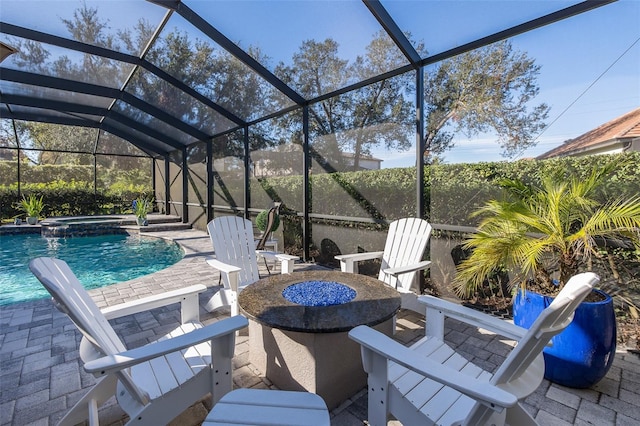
491;272;598;388
378;218;432;291
208;216;261;288
29;257;150;405
30;257;125;355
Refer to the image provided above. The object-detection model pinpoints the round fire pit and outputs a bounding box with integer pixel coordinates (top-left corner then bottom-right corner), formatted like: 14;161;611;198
238;270;401;410
238;270;401;333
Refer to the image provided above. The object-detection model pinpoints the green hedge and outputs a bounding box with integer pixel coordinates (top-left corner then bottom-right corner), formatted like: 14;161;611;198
0;181;153;220
428;153;640;225
252;152;640;227
0;162;94;186
3;152;638;225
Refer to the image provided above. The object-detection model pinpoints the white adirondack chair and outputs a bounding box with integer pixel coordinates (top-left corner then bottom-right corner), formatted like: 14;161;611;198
335;217;432;312
29;257;248;426
349;272;599;426
205;216;298;314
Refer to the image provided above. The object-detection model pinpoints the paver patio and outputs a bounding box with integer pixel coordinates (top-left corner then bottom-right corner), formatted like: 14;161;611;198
1;228;639;425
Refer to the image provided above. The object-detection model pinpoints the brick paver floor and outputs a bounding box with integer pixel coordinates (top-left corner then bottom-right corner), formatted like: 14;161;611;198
1;228;639;425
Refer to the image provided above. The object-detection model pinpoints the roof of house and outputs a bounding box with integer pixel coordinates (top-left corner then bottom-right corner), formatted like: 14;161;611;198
537;107;640;159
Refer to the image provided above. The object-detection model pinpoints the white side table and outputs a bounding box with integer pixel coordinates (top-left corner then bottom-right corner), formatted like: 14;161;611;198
204;388;330;426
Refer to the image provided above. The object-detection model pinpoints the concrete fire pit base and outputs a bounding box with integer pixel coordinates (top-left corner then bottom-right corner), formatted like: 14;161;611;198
248;317;394;410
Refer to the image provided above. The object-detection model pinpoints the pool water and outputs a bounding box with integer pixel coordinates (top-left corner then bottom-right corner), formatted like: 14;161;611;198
0;233;184;305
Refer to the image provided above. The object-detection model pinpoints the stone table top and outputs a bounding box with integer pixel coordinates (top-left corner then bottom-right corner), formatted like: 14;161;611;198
238;270;401;333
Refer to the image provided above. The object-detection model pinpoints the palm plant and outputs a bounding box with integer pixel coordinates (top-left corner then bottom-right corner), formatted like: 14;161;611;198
19;194;45;219
454;162;640;298
132;196;151;219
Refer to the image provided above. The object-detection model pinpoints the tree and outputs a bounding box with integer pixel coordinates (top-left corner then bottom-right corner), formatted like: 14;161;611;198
424;40;549;161
129;24;281;164
7;3;549;171
11;3;275;164
276;35;547;167
275;33;416;172
58;4;125;86
13;122;96;165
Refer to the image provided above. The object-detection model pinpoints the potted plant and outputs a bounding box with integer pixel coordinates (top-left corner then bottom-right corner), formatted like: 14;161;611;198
453;162;640;388
132;196;151;226
19;194;45;225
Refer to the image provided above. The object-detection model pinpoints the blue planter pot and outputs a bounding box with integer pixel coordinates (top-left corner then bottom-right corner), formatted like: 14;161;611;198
513;288;616;388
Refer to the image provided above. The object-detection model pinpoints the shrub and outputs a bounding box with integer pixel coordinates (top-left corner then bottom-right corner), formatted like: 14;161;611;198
255;209;280;232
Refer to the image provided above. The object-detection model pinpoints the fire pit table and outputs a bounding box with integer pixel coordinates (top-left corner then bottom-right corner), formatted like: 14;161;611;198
238;270;401;409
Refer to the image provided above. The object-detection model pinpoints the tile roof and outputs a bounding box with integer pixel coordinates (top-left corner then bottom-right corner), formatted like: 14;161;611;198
537;107;640;159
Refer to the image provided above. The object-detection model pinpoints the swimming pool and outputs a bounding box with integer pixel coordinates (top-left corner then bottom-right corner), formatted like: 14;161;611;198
0;233;184;305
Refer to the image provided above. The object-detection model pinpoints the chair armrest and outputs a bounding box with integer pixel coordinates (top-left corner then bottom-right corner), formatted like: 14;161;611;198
256;251;299;262
335;251;384;273
419;295;527;342
207;257;242;292
335;251;384;262
84;315;249;376
206;257;242;275
101;284;206;323
256;251;299;274
382;260;432;277
349;325;518;410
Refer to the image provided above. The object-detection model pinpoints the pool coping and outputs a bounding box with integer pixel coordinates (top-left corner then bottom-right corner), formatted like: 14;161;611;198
0;214;182;237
